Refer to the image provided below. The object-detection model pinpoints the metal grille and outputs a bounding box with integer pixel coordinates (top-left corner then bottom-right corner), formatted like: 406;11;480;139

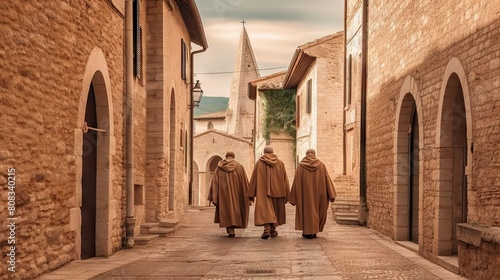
133;0;142;79
244;269;276;274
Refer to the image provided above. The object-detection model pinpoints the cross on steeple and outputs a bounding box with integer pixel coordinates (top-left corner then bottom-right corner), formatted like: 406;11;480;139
241;19;246;28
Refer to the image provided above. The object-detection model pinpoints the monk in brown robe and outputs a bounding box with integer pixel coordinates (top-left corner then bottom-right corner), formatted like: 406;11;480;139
248;146;290;239
208;151;250;238
289;149;336;239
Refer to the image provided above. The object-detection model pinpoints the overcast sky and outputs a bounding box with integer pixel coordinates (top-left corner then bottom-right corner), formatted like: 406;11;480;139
193;0;344;97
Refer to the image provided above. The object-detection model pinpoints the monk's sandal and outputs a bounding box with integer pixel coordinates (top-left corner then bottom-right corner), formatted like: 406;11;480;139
261;231;270;239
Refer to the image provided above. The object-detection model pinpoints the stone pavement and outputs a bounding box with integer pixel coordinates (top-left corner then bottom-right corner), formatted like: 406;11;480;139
36;205;466;280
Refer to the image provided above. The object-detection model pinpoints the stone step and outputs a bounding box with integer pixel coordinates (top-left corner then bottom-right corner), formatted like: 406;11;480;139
335;212;359;218
149;226;174;237
333;182;359;186
336;189;359;193
159;219;179;228
336;194;360;199
336;217;360;225
333;209;359;216
332;199;360;226
140;219;181;238
335;189;359;194
333;199;360;205
134;234;159;245
140;223;160;234
334;204;358;207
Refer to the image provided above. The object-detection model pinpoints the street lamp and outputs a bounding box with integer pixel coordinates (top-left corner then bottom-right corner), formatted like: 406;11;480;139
191;80;203;108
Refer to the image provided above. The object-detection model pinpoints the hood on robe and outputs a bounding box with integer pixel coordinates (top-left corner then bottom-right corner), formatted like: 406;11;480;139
259;153;278;167
218;158;239;172
299;153;322;171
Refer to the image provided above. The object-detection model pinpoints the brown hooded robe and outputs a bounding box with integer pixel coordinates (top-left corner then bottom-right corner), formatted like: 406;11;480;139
208;158;250;228
248;153;290;226
289;153;337;234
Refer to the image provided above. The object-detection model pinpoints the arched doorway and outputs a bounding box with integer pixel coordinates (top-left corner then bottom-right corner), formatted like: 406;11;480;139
393;76;422;245
76;47;114;258
437;73;468;255
169;89;176;212
435;58;472;256
205;155;223;198
81;83;97;259
408;104;419;243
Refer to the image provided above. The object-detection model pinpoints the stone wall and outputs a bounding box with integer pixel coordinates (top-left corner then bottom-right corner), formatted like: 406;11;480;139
295;33;344;179
268;132;295;186
356;0;500;277
344;0;362;180
315;33;344;178
365;0;500;233
0;1;124;279
457;224;500;280
0;0;202;278
144;0;192;222
193;131;254;206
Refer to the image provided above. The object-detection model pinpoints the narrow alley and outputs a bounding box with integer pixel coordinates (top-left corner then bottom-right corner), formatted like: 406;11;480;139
36;205;465;280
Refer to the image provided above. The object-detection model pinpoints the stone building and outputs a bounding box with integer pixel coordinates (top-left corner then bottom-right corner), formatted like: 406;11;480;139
283;32;345;179
281;33;358;209
345;0;500;278
249;71;296;184
192;26;257;206
0;1;207;279
193;96;228;135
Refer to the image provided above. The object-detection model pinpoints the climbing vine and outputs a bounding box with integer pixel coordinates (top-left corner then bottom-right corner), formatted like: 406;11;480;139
261;89;296;140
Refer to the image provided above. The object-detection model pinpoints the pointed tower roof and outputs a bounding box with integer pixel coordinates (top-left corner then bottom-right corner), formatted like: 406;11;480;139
225;26;259;138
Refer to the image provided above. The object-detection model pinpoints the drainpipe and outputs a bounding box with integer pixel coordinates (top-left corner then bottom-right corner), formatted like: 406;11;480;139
189;47;207;205
359;0;368;225
124;0;135;248
342;0;347;176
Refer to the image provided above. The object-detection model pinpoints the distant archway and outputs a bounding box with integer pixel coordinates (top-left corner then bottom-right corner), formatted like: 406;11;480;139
205;155;223;199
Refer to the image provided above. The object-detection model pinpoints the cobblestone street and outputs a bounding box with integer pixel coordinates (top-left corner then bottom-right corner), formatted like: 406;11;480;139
36;205;465;280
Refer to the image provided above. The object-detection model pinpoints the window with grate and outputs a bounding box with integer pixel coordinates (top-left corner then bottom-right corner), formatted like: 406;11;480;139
180;128;183;147
181;39;187;80
133;0;142;79
306;79;312;114
346;54;352;106
184;130;188;169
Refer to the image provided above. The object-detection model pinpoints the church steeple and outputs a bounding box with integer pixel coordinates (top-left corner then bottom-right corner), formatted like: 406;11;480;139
225;25;259;138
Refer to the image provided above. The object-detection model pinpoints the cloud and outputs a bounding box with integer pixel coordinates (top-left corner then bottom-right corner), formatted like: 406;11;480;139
193;0;344;97
197;0;343;24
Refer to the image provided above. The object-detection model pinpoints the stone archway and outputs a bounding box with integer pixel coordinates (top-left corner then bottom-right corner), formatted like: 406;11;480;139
205;155;223;200
393;76;423;246
75;47;114;258
435;58;472;256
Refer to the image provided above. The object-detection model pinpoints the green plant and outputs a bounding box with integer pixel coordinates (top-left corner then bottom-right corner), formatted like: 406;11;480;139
261;89;296;141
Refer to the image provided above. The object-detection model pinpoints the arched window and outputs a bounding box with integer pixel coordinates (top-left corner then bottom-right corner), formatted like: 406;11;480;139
207;121;214;130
